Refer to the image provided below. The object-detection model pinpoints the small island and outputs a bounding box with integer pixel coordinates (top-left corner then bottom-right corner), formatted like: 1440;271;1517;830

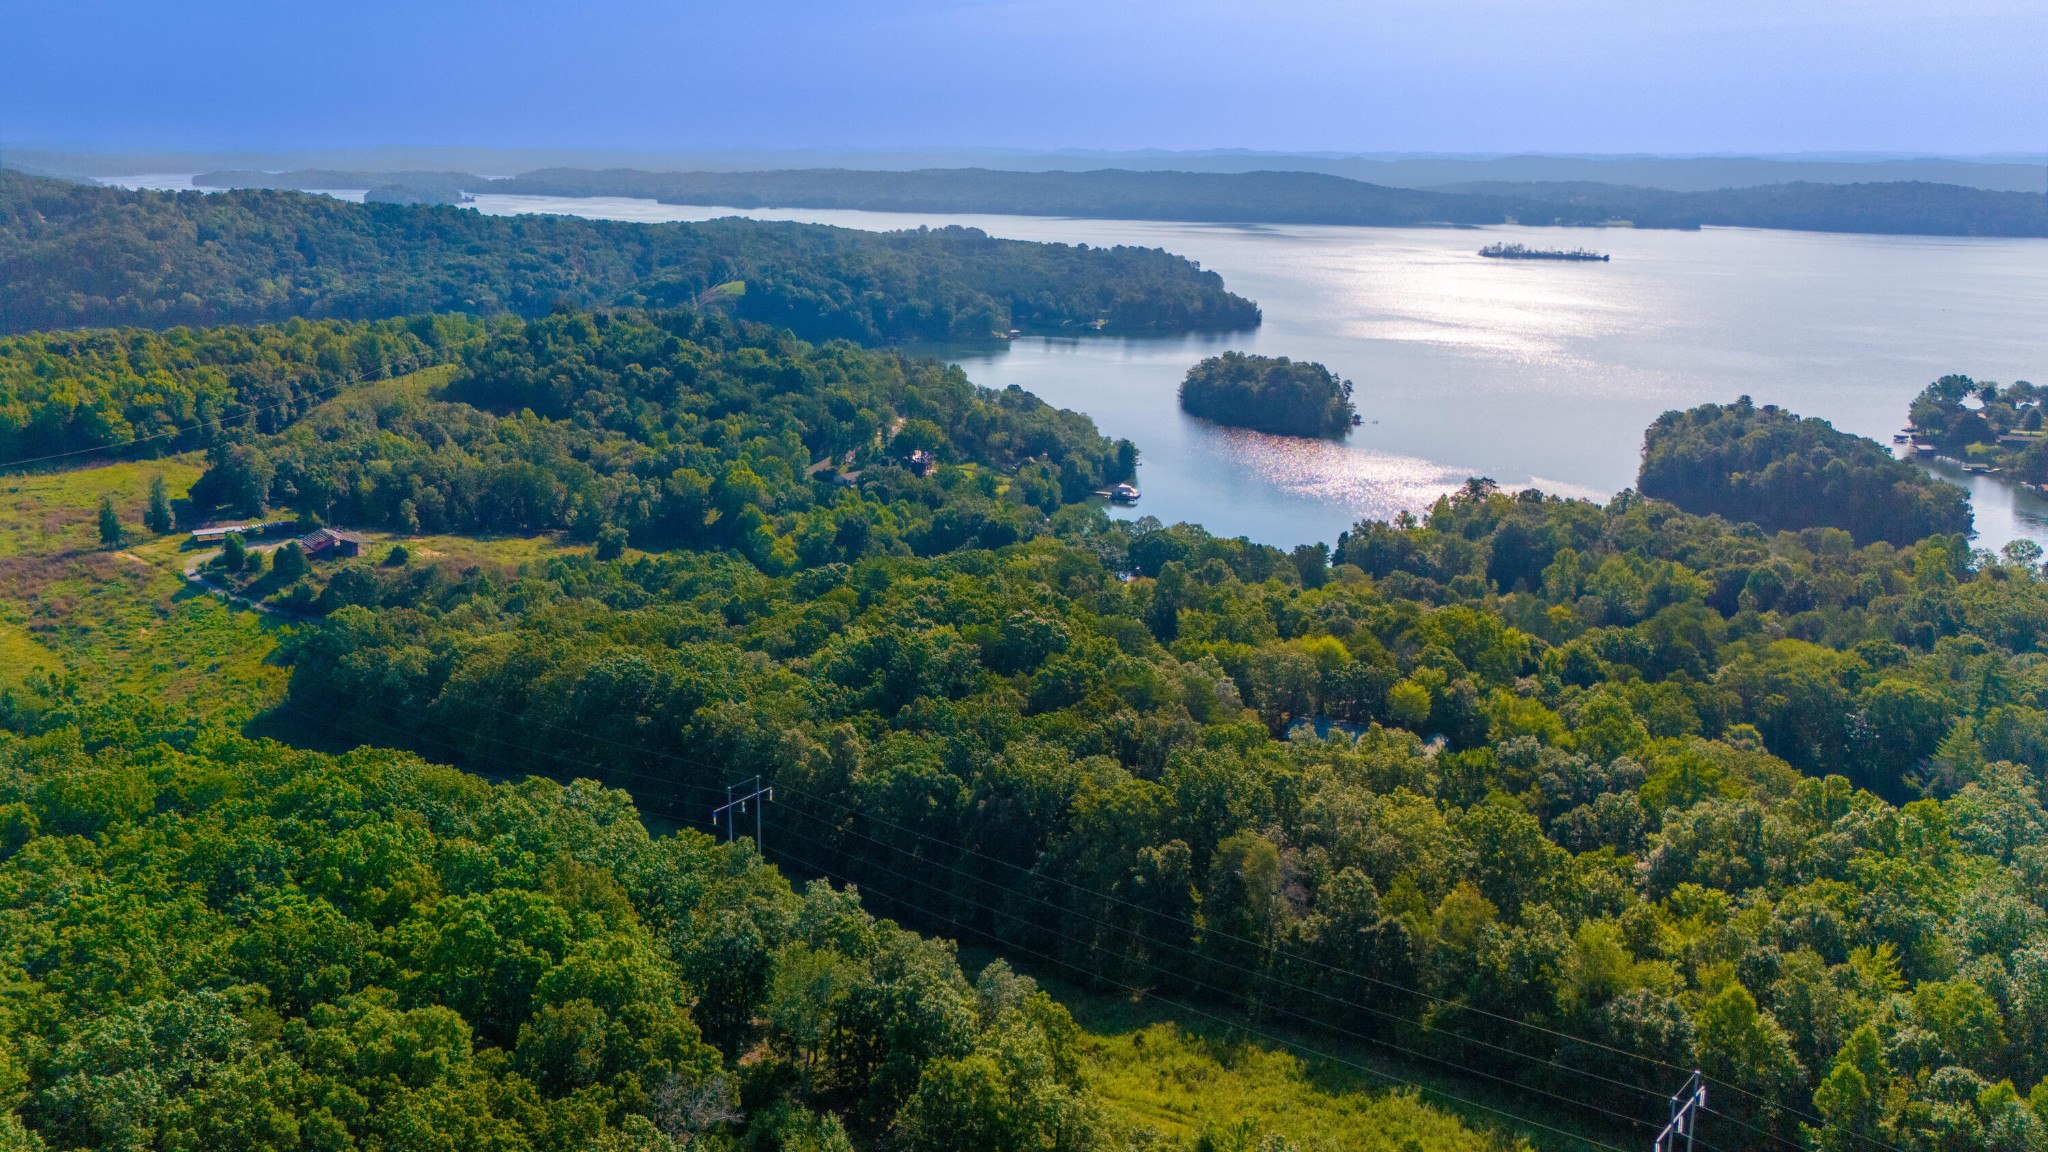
1178;352;1358;438
1479;242;1610;262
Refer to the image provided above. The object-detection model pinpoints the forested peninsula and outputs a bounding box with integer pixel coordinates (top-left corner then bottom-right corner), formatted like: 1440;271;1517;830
1178;352;1358;437
0;171;1260;338
1639;397;1973;546
195;165;2048;238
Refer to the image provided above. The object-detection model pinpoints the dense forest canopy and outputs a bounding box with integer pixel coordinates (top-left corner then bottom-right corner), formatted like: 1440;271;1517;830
184;310;1136;566
0;313;493;463
10;159;2048;1152
1639;397;1973;546
0;728;1101;1152
239;470;2048;1152
126;341;2041;1152
1178;352;1357;438
0;171;1259;339
194;166;2048;238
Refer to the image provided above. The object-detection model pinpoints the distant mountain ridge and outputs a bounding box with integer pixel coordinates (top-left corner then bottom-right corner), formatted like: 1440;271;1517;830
14;144;2045;192
189;165;2048;238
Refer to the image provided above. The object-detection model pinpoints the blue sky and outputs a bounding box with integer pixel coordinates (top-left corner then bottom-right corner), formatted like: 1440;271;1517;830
8;0;2044;155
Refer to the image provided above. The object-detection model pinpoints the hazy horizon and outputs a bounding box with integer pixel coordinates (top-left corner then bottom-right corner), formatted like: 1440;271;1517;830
12;145;2045;197
10;0;2046;157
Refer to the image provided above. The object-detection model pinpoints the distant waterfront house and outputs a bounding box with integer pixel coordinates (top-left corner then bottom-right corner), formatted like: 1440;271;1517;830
300;528;364;559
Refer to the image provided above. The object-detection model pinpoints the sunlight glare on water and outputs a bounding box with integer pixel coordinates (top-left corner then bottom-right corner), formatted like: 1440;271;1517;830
458;192;2048;549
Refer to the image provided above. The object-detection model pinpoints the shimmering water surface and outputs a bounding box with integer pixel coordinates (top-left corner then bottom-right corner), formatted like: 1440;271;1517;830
116;173;2047;550
459;192;2048;549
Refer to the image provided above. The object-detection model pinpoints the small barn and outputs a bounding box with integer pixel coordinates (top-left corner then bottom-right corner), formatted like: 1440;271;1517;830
300;528;364;559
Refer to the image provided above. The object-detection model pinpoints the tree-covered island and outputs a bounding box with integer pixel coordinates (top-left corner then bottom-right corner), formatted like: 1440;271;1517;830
1177;352;1358;437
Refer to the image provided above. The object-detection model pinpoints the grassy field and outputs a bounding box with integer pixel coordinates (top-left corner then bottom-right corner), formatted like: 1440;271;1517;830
0;455;288;722
0;456;281;720
973;965;1639;1152
0;454;207;557
0;608;61;690
1086;1019;1507;1152
401;531;590;570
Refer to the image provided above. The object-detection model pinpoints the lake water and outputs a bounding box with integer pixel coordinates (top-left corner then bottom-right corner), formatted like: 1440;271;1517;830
458;192;2048;551
116;177;2048;551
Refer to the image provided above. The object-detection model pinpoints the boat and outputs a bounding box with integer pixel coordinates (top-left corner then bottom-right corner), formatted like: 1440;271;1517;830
1110;483;1141;504
1479;242;1610;262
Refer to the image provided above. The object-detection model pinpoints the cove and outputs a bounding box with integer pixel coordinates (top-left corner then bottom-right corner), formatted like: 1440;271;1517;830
450;193;2048;550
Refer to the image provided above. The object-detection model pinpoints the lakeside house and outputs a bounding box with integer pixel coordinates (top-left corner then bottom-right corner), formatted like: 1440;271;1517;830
299;528;364;559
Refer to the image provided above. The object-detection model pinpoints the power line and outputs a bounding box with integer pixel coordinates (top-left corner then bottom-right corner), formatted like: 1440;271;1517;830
763;775;1886;1150
758;822;1642;1152
765;785;1849;1151
769;792;1677;1112
296;699;1730;1151
275;626;1879;1150
306;699;1674;1132
762;801;1666;1139
422;691;1696;1083
301;698;1810;1152
365;695;1683;1102
369;688;1825;1142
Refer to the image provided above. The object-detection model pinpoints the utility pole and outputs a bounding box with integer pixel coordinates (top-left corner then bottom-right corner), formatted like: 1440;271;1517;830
712;775;773;849
1654;1071;1706;1152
